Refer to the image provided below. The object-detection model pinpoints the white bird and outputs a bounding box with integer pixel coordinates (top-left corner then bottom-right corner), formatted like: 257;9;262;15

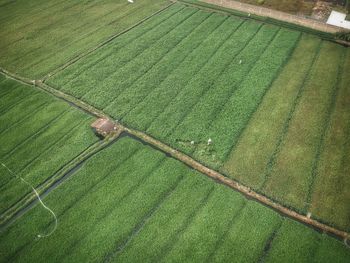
128;0;134;3
239;60;242;64
207;138;212;145
190;141;195;145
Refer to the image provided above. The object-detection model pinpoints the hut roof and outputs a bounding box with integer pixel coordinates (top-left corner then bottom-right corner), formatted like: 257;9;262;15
91;118;117;136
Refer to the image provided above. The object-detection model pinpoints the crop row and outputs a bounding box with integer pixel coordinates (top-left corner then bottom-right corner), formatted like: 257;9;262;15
223;37;350;231
1;136;349;263
48;3;349;231
309;48;350;230
262;42;345;211
82;8;208;109
0;77;97;215
49;5;298;167
52;3;186;90
0;0;169;78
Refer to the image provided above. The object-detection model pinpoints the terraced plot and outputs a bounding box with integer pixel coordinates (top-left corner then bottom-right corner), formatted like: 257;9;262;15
0;136;349;263
0;75;97;219
48;3;350;230
0;0;169;78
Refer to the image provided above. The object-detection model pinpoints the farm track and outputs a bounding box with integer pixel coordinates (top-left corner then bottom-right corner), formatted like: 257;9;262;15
1;69;348;241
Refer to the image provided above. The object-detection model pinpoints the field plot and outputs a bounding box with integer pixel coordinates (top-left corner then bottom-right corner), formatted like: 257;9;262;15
0;136;349;263
0;0;169;78
0;76;97;217
48;3;350;230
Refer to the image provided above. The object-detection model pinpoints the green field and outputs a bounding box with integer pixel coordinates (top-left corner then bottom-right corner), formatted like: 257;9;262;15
1;136;349;263
0;75;97;217
48;3;350;230
0;0;168;79
1;0;349;261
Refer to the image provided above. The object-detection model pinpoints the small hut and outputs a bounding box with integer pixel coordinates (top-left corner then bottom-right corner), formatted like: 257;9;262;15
91;118;117;137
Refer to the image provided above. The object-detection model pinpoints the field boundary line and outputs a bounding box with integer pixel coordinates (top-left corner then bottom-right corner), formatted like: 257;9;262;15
40;1;176;82
0;131;122;228
1;69;348;241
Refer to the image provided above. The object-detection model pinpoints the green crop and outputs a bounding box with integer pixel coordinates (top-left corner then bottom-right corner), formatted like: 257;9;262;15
1;136;349;263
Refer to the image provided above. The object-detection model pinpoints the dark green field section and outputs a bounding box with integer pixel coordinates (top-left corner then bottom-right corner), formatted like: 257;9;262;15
0;76;97;215
48;3;350;230
0;0;169;78
0;136;349;263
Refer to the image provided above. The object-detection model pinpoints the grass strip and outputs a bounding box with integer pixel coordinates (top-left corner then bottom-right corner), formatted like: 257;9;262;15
222;34;322;189
262;41;344;211
309;48;350;231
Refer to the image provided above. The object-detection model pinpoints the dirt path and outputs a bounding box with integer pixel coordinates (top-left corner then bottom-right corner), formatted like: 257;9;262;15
201;0;341;33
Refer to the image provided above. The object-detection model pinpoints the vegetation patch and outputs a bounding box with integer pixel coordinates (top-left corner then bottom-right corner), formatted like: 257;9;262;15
1;136;349;262
0;0;169;78
48;3;349;231
0;76;97;218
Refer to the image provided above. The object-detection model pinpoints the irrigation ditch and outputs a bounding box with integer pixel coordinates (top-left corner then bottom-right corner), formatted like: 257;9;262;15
0;68;349;242
0;130;122;229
